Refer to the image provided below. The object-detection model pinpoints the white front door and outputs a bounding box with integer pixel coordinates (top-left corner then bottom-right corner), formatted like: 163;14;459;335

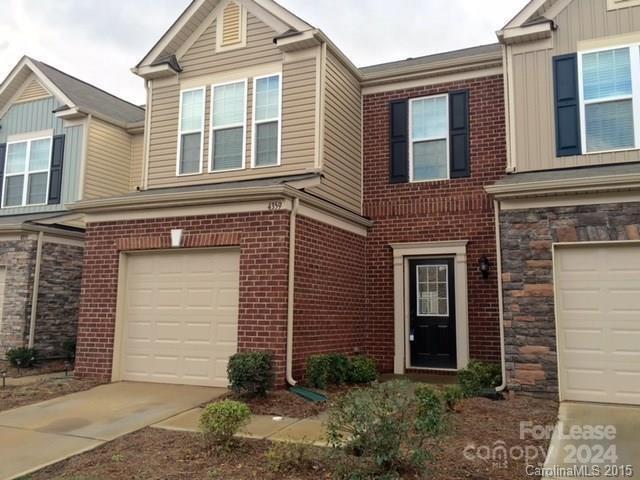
555;243;640;405
118;249;240;387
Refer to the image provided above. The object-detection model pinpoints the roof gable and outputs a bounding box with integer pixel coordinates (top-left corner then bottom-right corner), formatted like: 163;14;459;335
135;0;312;71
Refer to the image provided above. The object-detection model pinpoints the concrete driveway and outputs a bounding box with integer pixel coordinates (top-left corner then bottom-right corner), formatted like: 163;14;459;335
544;402;640;479
0;382;226;480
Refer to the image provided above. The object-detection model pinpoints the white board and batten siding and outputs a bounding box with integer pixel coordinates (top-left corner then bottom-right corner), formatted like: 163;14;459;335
555;243;640;405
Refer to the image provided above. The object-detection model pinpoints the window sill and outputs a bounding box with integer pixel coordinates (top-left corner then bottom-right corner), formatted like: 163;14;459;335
581;146;640;156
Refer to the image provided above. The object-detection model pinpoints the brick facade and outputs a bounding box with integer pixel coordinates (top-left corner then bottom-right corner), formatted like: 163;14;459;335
293;216;366;379
500;202;640;396
362;75;507;372
0;238;83;358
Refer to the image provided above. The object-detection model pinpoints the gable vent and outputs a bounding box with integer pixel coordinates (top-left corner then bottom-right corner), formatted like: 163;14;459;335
16;75;51;103
220;2;243;47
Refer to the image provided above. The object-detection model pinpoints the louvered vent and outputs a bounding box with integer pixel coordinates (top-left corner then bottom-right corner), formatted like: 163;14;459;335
221;2;242;47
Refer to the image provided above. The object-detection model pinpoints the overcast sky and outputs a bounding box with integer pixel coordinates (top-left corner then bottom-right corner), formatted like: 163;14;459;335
0;0;516;105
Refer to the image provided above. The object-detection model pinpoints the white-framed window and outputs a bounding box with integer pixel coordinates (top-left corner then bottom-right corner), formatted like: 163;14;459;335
2;136;52;208
409;94;449;182
578;45;640;154
210;79;247;172
416;264;449;317
252;73;282;168
177;87;205;176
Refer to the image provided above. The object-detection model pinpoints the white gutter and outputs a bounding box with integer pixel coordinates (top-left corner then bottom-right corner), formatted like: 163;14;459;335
493;199;506;392
28;231;44;348
286;197;300;386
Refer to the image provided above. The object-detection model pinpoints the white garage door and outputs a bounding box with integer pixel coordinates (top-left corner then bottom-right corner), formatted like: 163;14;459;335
555;244;640;405
118;249;240;387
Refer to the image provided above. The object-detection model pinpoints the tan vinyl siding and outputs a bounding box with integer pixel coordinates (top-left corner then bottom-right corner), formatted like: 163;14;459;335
130;133;144;191
84;118;132;199
16;74;51;103
309;50;362;213
510;0;640;172
146;14;318;189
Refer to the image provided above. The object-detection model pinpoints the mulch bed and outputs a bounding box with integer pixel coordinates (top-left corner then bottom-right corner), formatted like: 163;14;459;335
0;376;103;412
29;393;558;480
0;359;71;378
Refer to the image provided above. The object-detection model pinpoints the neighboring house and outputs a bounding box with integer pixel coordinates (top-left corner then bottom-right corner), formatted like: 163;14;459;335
0;57;145;359
487;0;640;405
71;0;508;389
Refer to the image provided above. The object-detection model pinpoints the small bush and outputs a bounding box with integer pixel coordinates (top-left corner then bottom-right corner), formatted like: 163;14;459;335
457;360;502;397
266;440;320;474
441;384;464;411
306;353;350;389
227;351;275;397
327;380;447;477
199;400;251;448
62;339;77;362
347;356;377;384
6;347;37;368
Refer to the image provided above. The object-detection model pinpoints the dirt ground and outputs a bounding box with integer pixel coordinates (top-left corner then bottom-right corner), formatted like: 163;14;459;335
0;359;71;378
0;376;103;412
29;394;558;480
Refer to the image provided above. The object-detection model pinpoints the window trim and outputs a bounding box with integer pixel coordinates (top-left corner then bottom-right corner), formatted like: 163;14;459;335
1;135;52;209
176;86;206;177
208;78;248;173
577;43;640;155
408;93;450;183
251;72;283;169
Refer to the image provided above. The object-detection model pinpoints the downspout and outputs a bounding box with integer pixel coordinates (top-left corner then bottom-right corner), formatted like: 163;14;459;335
286;197;300;386
28;231;44;348
493;199;507;392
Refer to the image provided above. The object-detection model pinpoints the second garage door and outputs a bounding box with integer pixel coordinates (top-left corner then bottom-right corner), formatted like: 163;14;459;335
118;249;240;387
555;243;640;405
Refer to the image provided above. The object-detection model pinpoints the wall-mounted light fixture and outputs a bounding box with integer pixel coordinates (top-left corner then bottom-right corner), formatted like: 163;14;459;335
479;256;491;279
171;229;183;248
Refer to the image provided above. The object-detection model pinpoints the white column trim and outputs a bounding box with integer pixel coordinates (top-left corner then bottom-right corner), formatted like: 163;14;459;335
390;240;470;374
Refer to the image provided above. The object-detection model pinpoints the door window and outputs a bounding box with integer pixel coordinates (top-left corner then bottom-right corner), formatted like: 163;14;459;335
416;264;449;316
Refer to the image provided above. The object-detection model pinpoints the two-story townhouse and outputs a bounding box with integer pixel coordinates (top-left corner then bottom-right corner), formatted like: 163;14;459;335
0;56;145;359
71;0;512;389
487;0;640;405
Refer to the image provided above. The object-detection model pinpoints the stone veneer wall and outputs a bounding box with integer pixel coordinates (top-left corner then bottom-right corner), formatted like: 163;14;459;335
0;238;83;358
500;202;640;397
0;239;37;356
33;242;84;357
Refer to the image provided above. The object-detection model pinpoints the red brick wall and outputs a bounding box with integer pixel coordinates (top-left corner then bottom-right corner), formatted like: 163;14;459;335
75;211;291;382
363;75;507;372
292;215;366;379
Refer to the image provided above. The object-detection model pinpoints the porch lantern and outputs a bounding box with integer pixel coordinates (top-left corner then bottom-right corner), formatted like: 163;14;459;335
479;256;491;279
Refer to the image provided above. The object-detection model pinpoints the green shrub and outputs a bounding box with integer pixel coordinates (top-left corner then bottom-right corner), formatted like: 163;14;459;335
306;353;350;389
6;347;37;368
199;400;251;448
347;356;377;384
457;360;502;398
327;380;446;477
266;440;320;474
227;351;275;397
62;339;77;362
441;384;464;411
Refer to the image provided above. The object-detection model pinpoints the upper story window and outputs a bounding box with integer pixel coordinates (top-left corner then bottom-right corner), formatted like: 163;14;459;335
3;136;51;207
409;94;449;182
253;74;281;168
177;87;205;176
579;46;640;154
210;80;247;172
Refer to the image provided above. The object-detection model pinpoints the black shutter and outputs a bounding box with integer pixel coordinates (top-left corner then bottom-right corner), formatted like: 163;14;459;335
449;90;470;178
0;143;6;205
553;54;582;157
390;100;408;183
48;134;65;205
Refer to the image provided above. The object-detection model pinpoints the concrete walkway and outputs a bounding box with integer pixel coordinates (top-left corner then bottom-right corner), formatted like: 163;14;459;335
544;402;640;479
153;408;329;446
0;382;226;480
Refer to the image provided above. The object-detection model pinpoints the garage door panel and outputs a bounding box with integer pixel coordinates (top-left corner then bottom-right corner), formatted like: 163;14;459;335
119;249;240;388
556;244;640;405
